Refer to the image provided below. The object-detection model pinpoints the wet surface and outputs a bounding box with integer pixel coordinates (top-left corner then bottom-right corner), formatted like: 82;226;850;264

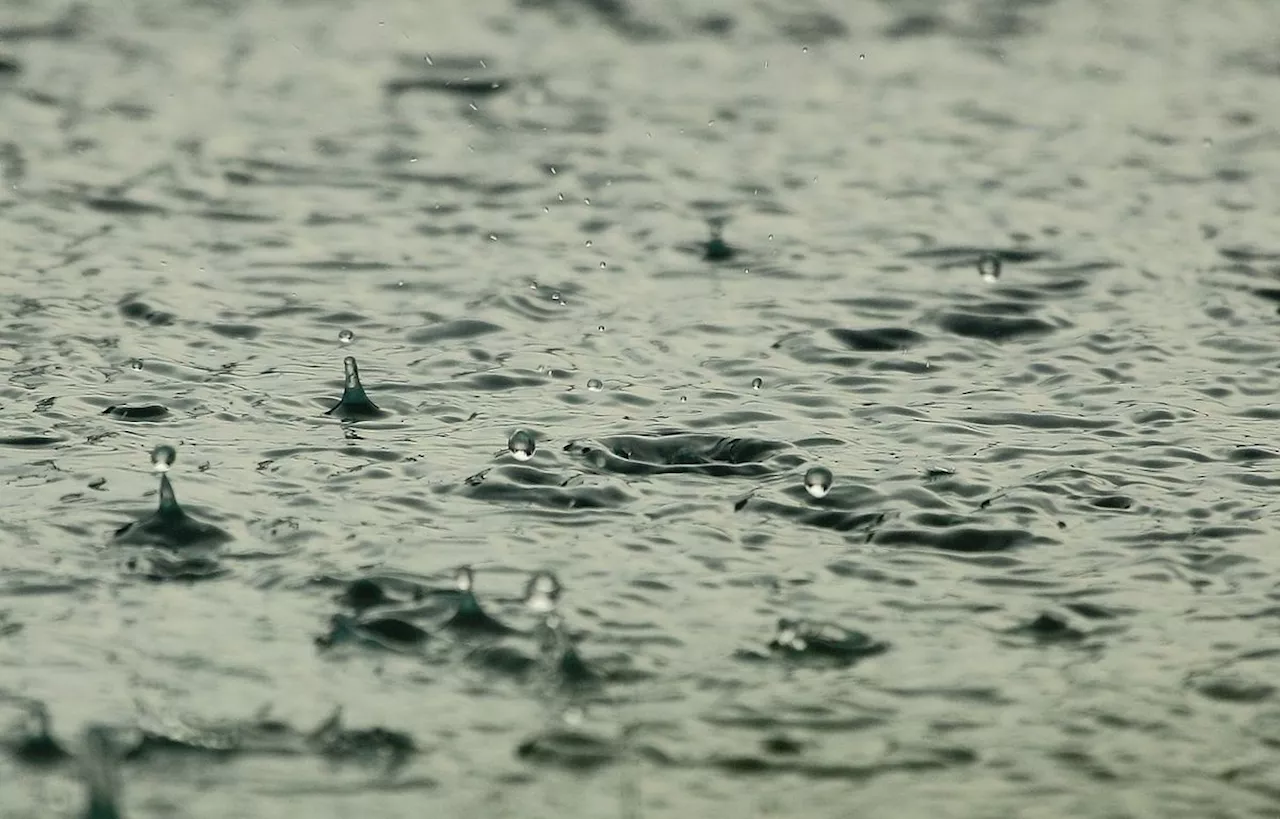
2;0;1280;816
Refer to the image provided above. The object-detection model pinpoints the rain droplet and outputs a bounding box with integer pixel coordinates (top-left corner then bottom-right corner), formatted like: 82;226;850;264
977;253;1002;283
679;395;687;403
129;359;143;370
586;378;603;391
585;240;593;247
150;445;176;473
804;466;833;498
508;429;536;461
338;329;354;344
597;325;605;332
524;571;562;614
599;261;607;268
751;377;763;390
454;565;474;592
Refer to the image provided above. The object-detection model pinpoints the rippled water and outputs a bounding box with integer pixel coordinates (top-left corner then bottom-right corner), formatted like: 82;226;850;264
3;0;1280;815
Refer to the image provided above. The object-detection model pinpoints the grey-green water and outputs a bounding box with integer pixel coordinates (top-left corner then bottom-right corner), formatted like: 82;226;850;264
2;0;1280;816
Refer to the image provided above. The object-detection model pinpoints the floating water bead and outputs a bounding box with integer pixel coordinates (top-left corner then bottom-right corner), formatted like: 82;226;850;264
524;571;562;614
586;378;603;391
803;466;833;499
977;253;1002;282
508;429;536;461
338;329;354;344
150;445;176;473
751;377;763;390
455;565;474;592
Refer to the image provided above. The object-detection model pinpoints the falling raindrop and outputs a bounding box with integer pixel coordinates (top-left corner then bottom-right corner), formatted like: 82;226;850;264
751;377;763;390
586;378;603;391
804;466;833;499
597;325;605;332
338;329;354;344
508;429;537;461
129;359;144;371
150;445;176;474
977;254;1002;283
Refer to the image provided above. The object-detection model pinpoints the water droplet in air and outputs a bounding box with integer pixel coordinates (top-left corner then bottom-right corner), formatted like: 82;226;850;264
524;571;562;614
129;359;143;370
585;240;593;247
599;261;607;268
508;429;537;461
338;329;354;344
597;324;605;332
586;378;603;391
751;377;763;390
679;395;687;403
454;565;474;592
977;254;1002;283
804;466;833;498
150;445;176;473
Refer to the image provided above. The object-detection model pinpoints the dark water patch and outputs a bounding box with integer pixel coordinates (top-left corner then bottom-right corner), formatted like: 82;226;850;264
0;6;85;41
565;432;792;479
515;0;666;40
84;196;168;216
386;74;510;97
873;524;1035;553
316;613;430;654
117;297;174;327
904;245;1049;266
121;550;228;582
452;463;634;512
737;618;889;668
960;412;1114;431
407;318;503;344
209;323;261;340
1000;611;1091;644
739;496;886;537
516;726;631;770
828;327;926;352
0;434;64;447
938;310;1057;341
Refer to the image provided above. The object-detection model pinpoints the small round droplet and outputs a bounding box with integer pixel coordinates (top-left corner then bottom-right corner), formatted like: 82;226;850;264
508;429;536;461
524;571;562;614
803;466;833;499
129;359;144;371
454;565;474;593
586;378;603;392
338;329;354;344
977;254;1002;283
150;445;176;473
751;377;763;390
597;325;605;332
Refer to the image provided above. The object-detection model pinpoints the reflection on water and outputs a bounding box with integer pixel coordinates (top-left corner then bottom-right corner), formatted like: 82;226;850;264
2;0;1280;816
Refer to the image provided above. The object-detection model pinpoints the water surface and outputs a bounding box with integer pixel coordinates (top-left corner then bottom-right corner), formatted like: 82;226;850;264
2;0;1280;816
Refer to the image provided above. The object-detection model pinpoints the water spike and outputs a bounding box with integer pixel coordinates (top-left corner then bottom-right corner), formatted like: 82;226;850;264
326;356;386;419
703;218;735;262
79;725;123;819
442;565;515;635
156;474;183;518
